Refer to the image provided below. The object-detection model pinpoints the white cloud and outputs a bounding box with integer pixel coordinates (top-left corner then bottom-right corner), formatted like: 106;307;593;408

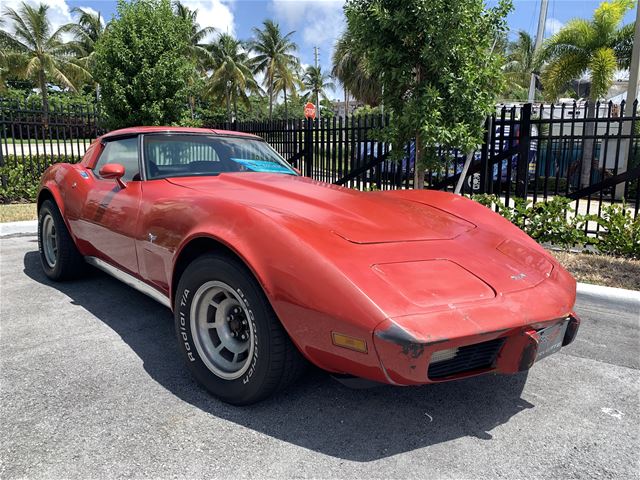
268;1;345;99
545;18;563;36
269;0;345;50
0;0;234;45
180;0;235;39
1;0;74;36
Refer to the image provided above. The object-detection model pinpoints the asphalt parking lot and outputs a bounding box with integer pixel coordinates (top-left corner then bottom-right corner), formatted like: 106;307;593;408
1;235;639;479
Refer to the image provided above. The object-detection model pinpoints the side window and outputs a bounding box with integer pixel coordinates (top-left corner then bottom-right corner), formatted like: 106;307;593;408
93;137;140;181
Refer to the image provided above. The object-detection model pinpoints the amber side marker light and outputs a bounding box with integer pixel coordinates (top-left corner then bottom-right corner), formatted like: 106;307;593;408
331;332;368;353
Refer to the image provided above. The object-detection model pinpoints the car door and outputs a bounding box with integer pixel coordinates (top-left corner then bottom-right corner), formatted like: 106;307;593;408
78;135;143;275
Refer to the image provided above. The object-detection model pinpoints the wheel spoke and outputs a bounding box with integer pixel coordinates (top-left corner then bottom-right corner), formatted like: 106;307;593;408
191;281;255;380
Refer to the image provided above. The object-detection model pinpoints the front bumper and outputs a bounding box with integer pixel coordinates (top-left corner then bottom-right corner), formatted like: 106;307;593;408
373;311;580;385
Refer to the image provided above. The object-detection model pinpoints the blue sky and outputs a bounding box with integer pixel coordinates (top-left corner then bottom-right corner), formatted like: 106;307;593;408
3;0;637;98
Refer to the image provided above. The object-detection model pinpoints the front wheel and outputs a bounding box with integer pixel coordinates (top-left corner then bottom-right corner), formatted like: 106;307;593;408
174;254;306;405
38;199;85;281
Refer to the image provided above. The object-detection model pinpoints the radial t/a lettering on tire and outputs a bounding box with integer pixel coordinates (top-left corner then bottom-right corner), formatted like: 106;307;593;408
174;253;306;405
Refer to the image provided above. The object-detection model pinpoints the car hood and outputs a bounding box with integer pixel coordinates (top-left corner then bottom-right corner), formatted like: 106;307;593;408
167;173;475;243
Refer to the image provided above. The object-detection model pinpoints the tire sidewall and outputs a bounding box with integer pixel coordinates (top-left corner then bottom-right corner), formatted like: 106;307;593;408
38;200;61;278
175;256;272;404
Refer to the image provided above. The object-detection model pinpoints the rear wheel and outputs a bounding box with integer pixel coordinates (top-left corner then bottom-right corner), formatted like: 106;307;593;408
174;254;306;405
38;199;85;281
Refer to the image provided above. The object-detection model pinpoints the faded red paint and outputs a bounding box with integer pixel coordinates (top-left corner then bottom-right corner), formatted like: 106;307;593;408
39;126;580;386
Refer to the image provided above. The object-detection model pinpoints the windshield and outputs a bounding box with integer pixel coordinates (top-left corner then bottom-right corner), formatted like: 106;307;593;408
143;134;297;179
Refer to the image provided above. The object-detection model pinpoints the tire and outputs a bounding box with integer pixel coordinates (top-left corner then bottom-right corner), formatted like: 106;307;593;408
174;254;306;405
38;199;85;281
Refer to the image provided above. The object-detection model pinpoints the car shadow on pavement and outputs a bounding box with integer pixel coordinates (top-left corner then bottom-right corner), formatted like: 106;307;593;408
24;250;534;462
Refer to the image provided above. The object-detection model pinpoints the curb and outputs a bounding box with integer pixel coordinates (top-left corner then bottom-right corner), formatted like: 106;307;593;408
577;282;640;310
0;220;37;238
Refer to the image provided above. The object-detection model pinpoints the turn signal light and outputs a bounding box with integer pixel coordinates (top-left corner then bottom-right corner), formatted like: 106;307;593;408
331;332;368;353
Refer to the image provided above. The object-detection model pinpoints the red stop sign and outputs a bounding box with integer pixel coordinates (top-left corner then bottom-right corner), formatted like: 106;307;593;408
304;102;316;119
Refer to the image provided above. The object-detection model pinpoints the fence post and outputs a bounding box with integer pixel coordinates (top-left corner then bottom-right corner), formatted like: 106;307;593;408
304;118;313;177
515;103;532;199
479;116;492;194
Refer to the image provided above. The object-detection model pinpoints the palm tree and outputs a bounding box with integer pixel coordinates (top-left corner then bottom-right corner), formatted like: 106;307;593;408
503;31;536;95
539;0;635;187
302;65;335;120
331;31;381;111
0;17;8;92
0;2;90;119
63;8;104;63
62;7;105;99
250;20;298;120
174;1;216;118
207;33;261;123
174;1;215;71
272;67;302;120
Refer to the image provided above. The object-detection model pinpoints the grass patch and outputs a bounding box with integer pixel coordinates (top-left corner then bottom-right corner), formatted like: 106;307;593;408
0;203;37;222
550;250;640;291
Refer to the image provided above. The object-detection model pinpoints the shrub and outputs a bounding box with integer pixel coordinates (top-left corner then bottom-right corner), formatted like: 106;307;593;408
0;155;77;202
471;194;591;248
594;204;640;258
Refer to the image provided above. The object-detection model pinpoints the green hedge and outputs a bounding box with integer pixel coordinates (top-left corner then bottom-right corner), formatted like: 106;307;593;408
472;194;640;259
0;155;78;203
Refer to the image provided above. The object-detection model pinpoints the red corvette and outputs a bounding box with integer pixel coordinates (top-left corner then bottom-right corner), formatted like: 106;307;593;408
37;126;580;404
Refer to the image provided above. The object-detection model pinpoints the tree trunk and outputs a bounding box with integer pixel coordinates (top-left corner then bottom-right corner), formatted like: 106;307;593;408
344;86;349;117
413;65;424;189
414;134;425;189
268;78;273;121
39;67;49;127
580;100;597;188
284;88;288;120
226;89;231;124
233;96;238;123
189;95;195;120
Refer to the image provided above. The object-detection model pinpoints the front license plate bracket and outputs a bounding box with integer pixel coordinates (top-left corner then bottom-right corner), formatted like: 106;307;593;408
536;320;569;362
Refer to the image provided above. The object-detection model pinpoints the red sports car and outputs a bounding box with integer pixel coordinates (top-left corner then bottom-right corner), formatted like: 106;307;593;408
37;126;580;405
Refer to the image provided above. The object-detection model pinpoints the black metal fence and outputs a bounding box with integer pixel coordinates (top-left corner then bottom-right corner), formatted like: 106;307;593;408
0;98;102;175
1;97;639;227
212;101;640;224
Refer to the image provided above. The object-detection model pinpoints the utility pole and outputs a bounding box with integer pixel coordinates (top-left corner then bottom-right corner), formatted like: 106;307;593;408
528;0;549;103
314;46;321;120
626;1;640;107
615;1;640;199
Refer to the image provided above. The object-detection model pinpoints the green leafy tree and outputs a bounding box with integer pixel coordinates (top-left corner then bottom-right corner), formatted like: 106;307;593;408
301;65;335;119
207;33;261;123
250;20;299;120
344;0;511;188
538;0;635;187
0;2;90;118
94;0;194;128
331;30;382;110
